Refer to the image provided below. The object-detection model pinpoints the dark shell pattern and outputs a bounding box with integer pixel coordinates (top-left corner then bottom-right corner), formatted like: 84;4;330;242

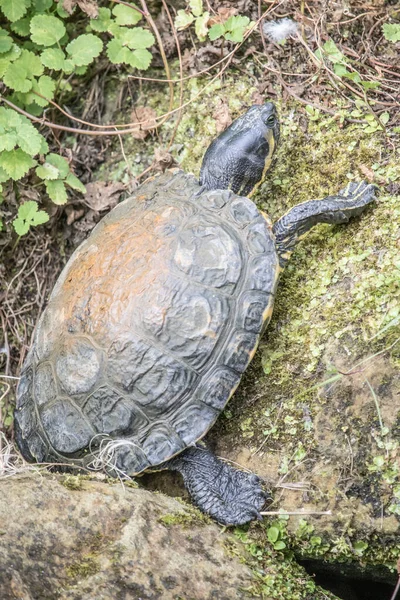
16;171;279;474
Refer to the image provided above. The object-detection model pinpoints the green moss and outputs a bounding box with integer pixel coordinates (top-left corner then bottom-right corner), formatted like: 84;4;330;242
66;556;100;579
159;506;210;528
60;475;86;491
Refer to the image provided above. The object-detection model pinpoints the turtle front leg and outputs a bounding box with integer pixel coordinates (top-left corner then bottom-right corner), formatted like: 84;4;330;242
163;446;268;525
273;181;377;267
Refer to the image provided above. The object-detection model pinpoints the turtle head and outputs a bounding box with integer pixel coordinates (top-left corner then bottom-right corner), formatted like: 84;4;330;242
200;102;280;197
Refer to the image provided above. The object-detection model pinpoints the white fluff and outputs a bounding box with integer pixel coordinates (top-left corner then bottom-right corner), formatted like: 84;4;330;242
263;18;299;43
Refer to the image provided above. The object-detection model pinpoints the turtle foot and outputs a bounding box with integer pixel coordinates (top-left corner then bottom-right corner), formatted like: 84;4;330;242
164;446;269;525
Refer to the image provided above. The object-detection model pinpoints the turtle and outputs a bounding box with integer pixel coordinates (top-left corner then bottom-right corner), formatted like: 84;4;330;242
14;102;377;526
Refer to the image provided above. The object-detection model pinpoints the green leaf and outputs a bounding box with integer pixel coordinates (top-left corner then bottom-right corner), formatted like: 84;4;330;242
65;172;86;193
45;179;68;204
17;123;43;155
0;0;28;22
11;17;31;37
119;27;155;49
380;112;390;125
90;7;113;32
0;165;8;182
33;0;53;11
0;149;35;180
353;540;368;555
267;527;280;543
39;136;49;154
36;162;59;180
66;33;103;66
62;58;75;74
56;1;69;18
208;23;225;41
112;3;141;26
1;44;21;63
0;106;22;129
224;15;251;43
0;57;11;77
40;48;66;70
106;38;131;64
35;75;56;101
189;0;203;17
0;29;13;54
382;23;400;43
273;541;286;550
361;80;380;90
175;10;194;31
0;133;17;151
108;23;123;38
46;153;69;178
322;39;345;64
30;15;66;47
195;12;209;41
126;48;152;70
3;61;32;92
13;200;49;236
19;49;44;77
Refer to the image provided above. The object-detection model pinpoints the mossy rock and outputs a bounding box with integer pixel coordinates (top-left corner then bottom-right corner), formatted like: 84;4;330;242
0;474;337;600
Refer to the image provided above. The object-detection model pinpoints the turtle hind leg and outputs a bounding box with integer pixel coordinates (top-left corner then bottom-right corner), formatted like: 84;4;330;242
273;181;377;268
163;446;269;525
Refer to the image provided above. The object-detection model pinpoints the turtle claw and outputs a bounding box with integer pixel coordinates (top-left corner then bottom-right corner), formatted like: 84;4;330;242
165;446;270;526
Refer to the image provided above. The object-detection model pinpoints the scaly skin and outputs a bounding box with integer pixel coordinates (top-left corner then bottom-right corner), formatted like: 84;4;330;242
164;446;269;525
273;181;377;267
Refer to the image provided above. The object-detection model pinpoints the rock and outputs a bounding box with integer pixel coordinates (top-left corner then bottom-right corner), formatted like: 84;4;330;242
0;474;255;600
0;474;338;600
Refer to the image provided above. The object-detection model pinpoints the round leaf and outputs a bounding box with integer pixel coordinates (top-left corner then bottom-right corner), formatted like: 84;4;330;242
90;7;112;32
273;541;286;550
10;17;31;37
3;61;32;92
66;33;103;66
0;0;28;22
126;48;152;70
267;526;280;543
40;48;65;71
30;15;66;47
106;38;130;64
119;27;155;50
0;148;35;180
175;10;194;31
0;29;12;54
36;162;60;180
65;172;86;193
19;49;44;77
45;179;68;204
17;123;43;155
112;4;141;26
46;153;69;178
0;133;17;152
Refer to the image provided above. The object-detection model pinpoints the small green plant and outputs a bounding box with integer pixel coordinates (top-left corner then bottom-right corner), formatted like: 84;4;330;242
175;1;253;43
0;0;156;234
316;39;381;91
266;519;289;551
13;200;49;236
208;15;252;43
382;23;400;42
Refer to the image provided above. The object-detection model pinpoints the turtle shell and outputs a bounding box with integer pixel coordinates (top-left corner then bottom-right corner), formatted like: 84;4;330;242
15;171;279;474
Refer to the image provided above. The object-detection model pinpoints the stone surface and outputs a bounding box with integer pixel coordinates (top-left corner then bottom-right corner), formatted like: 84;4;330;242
0;474;257;600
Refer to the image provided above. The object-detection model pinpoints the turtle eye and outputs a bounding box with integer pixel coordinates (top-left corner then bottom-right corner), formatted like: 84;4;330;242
266;115;276;126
